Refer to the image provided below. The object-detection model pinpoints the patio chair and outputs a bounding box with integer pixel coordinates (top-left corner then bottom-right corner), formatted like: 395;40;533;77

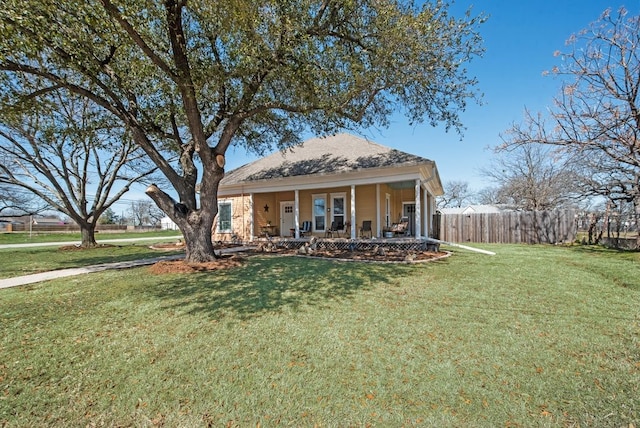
300;221;312;237
325;221;342;238
359;220;372;238
399;216;411;236
390;220;409;237
344;221;351;237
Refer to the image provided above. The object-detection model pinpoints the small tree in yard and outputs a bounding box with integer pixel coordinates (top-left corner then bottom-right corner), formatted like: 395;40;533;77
98;208;118;225
0;90;158;247
128;200;165;227
483;144;579;211
0;0;485;262
501;7;640;247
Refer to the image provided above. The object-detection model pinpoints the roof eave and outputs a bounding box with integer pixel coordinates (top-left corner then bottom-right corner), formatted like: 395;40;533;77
219;162;439;196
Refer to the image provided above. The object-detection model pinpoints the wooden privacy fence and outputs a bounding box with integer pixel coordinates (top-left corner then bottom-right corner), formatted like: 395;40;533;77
436;210;577;244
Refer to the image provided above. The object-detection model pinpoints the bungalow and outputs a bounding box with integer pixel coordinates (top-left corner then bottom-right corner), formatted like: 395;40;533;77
213;133;444;242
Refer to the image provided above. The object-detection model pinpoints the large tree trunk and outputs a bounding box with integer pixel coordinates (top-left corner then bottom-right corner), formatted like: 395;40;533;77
78;221;98;248
181;216;217;263
145;183;219;263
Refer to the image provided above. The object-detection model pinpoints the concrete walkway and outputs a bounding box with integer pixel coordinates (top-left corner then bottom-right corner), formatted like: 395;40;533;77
0;236;183;289
0;239;250;290
0;254;184;289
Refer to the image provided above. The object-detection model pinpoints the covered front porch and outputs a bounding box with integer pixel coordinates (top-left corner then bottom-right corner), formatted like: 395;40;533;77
213;134;444;244
215;175;440;242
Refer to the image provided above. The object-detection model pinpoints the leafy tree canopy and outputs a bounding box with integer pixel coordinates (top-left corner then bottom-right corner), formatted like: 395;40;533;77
0;0;485;261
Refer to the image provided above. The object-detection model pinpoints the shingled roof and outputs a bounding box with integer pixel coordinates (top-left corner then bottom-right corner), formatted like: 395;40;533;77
222;133;433;185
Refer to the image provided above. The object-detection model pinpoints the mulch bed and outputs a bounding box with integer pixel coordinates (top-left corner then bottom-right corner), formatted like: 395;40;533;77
59;244;116;251
148;254;245;274
147;244;448;274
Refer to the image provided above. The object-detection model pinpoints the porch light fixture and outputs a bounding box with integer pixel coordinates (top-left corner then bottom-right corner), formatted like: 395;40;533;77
264;204;269;212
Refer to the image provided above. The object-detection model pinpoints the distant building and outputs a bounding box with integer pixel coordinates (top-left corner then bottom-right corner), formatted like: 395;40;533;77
160;216;179;231
0;215;68;231
31;216;67;225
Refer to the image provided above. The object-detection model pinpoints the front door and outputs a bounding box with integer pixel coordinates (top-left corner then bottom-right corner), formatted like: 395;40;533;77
280;201;295;236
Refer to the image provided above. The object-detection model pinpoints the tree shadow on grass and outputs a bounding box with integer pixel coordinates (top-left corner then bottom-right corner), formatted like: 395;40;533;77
146;256;418;321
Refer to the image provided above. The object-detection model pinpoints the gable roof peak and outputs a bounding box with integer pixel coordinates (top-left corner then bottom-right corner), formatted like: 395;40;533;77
222;133;433;185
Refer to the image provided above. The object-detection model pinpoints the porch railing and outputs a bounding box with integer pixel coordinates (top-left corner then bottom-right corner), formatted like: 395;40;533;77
263;237;440;252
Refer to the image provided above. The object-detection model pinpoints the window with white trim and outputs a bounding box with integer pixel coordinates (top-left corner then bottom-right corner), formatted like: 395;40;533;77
218;201;232;233
312;194;326;231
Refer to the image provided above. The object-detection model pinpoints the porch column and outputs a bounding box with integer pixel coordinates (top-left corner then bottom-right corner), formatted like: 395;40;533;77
429;191;436;237
423;188;429;238
294;189;300;238
249;193;255;242
376;183;381;238
415;179;421;238
350;184;356;239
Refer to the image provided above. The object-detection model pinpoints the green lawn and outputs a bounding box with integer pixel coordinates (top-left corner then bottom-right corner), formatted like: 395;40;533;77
0;230;182;245
0;245;638;426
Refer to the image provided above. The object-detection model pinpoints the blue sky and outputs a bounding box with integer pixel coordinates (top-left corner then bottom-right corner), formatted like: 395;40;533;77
113;1;629;214
224;1;629;192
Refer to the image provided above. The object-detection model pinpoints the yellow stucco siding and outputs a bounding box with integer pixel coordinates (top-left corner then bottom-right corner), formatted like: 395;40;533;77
353;184;377;235
297;191;312;224
253;193;275;229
